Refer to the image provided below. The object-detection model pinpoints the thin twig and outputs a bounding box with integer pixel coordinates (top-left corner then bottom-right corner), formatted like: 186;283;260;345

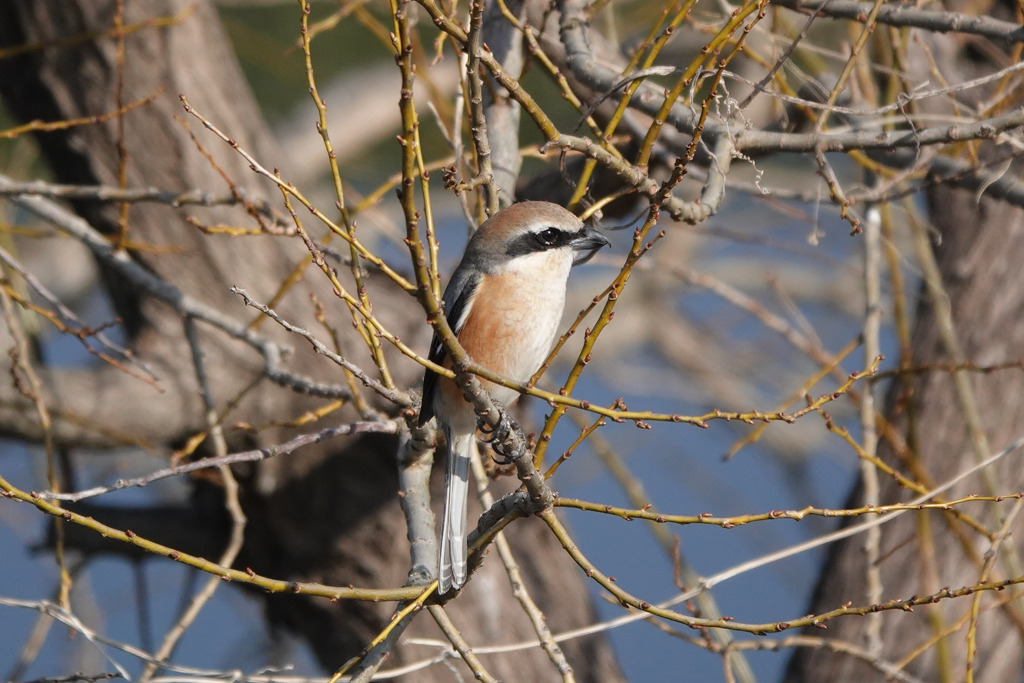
859;197;883;655
468;446;574;681
140;316;248;680
40;420;399;502
427;605;498;683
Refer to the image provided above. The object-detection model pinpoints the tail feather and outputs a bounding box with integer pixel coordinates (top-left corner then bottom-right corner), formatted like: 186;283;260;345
439;431;472;594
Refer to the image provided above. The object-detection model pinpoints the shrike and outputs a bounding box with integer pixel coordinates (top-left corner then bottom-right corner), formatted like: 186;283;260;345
418;201;609;594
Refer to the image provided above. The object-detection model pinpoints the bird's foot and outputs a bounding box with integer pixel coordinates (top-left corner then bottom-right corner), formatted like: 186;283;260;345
479;404;526;464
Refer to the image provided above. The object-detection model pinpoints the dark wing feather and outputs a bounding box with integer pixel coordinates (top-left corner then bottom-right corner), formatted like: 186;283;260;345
418;268;480;425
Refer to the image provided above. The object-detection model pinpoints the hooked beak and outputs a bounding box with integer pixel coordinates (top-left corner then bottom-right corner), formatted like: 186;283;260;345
570;225;610;265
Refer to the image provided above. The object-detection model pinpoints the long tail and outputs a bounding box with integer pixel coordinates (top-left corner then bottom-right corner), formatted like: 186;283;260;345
439;429;472;594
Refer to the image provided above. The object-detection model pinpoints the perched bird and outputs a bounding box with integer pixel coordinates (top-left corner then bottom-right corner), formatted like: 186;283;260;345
418;200;610;594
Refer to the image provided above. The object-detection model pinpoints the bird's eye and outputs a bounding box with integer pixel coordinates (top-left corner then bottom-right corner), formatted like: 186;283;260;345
537;227;560;245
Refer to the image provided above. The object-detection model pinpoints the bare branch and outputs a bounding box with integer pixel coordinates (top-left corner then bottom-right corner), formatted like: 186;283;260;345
774;0;1024;42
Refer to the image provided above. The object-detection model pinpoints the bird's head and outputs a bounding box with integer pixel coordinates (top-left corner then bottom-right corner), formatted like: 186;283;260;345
465;201;610;272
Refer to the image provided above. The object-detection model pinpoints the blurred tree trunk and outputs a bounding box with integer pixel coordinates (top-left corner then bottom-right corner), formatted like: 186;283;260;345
786;6;1024;679
786;188;1024;682
0;1;621;679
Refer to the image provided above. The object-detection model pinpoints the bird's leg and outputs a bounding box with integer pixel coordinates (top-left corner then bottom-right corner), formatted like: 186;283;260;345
478;403;526;464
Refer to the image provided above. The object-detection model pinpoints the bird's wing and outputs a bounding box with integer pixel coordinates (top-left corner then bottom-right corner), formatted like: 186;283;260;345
418;268;480;425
